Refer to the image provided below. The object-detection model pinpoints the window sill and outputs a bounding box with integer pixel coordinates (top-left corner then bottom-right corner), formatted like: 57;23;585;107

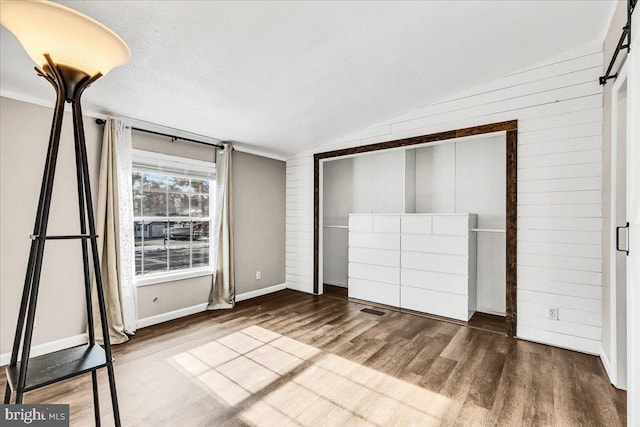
135;268;214;287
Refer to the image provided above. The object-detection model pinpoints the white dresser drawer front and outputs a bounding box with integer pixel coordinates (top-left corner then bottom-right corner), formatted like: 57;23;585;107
400;287;469;321
349;216;373;232
349;278;400;307
401;251;468;275
349;263;400;285
349;247;400;268
432;216;469;235
349;232;400;250
401;216;433;234
372;216;400;233
401;269;468;295
401;234;468;255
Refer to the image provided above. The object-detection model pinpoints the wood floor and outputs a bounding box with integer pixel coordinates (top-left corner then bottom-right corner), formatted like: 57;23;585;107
2;289;625;426
325;284;507;336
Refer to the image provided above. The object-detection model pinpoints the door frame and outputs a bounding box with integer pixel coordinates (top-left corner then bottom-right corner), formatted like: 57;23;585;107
313;120;518;336
608;61;628;388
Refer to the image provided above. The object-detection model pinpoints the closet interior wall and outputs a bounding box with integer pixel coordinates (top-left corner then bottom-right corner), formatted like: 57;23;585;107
322;134;506;315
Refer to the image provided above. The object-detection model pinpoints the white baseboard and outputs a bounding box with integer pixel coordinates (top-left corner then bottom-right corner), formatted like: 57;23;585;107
285;282;315;294
137;303;209;329
600;347;616;385
236;283;286;302
136;283;287;329
1;333;88;367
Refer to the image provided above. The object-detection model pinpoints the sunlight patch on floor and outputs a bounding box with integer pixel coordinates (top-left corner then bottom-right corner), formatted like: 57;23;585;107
170;325;450;426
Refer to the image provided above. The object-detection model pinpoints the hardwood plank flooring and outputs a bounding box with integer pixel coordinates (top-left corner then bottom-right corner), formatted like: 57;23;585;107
1;290;625;426
468;312;507;335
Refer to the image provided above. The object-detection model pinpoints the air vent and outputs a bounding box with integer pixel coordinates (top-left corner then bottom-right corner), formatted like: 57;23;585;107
361;308;385;316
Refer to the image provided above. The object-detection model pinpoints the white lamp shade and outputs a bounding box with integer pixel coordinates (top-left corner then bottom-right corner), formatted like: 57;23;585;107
0;0;130;76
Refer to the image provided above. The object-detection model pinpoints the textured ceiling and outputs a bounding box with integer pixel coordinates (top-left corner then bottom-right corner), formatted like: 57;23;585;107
0;1;615;158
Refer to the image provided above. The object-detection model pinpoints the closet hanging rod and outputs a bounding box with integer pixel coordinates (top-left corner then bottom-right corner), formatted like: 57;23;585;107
95;118;225;149
471;228;506;233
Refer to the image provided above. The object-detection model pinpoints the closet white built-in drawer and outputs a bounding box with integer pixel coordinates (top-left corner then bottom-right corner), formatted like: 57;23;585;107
401;234;468;255
401;251;468;275
349;278;400;307
349;247;400;268
401;269;468;295
401;286;470;321
372;216;400;233
349;215;373;232
401;216;432;234
349;262;400;285
432;215;470;235
349;232;400;250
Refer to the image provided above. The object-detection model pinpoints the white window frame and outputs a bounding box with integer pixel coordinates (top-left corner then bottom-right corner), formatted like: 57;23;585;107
132;149;216;287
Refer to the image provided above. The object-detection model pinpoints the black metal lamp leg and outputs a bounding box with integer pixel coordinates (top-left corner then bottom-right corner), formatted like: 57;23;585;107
72;111;101;426
14;79;67;404
73;97;121;427
4;81;66;405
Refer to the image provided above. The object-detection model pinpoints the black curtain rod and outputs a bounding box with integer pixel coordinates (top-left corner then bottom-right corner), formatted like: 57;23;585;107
95;118;225;149
600;0;636;85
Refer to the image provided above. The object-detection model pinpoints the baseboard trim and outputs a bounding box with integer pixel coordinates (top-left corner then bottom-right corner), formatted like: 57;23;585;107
136;283;287;329
236;283;286;302
1;333;88;367
600;347;618;387
137;303;209;329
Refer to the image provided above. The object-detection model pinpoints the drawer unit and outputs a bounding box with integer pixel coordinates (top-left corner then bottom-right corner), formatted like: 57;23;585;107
348;213;477;319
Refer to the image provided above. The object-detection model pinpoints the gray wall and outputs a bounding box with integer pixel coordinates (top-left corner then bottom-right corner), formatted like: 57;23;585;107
233;151;286;294
0;96;286;355
0;97;102;354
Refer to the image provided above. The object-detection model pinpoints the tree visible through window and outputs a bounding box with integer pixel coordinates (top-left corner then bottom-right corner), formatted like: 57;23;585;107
133;170;214;276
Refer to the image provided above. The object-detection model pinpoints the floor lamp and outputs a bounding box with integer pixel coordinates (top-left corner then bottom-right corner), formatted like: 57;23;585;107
1;2;130;425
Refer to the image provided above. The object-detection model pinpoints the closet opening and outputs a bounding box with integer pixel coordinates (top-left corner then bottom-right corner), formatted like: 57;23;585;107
314;121;518;336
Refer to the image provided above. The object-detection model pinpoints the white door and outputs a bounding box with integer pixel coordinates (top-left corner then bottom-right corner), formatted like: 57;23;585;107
626;16;640;427
611;64;628;390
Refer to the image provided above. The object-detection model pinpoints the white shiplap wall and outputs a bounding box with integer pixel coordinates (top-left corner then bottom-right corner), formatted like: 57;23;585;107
286;40;603;354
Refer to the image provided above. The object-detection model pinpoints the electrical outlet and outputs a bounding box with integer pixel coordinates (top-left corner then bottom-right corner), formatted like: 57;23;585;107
256;271;261;280
549;307;559;321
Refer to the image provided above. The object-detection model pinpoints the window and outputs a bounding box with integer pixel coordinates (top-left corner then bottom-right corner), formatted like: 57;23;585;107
132;150;215;284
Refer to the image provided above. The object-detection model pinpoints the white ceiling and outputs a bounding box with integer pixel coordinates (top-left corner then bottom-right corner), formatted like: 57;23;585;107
0;1;615;158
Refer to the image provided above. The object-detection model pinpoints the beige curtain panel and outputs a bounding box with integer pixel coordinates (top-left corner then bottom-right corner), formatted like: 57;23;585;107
92;117;137;344
208;145;235;310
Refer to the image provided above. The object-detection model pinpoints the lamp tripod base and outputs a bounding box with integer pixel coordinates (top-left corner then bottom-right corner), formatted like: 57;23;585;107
3;55;121;427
